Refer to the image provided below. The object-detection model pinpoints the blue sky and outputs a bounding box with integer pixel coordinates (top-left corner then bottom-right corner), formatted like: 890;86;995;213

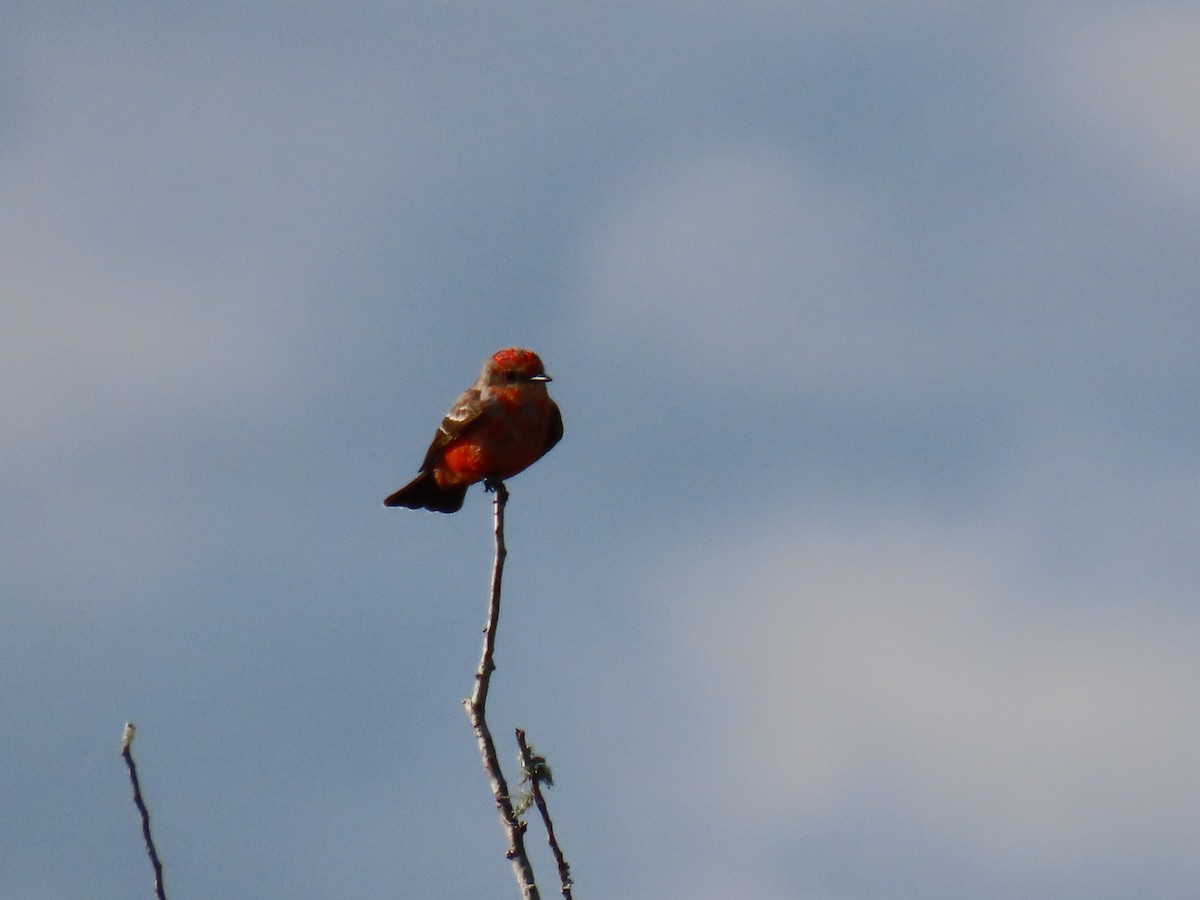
3;3;1199;898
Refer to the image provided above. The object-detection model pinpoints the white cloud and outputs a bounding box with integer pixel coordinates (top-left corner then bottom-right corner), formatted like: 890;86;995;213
0;22;394;464
1030;6;1200;200
577;144;935;388
0;257;291;463
655;515;1200;870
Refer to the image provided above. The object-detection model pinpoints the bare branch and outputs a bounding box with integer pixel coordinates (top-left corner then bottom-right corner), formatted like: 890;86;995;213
516;729;574;899
120;723;168;900
463;481;540;899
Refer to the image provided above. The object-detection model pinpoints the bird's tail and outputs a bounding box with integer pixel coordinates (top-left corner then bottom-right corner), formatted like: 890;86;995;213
383;470;468;513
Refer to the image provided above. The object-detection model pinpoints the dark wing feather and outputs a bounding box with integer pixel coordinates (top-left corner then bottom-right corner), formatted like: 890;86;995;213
418;386;484;471
544;401;564;453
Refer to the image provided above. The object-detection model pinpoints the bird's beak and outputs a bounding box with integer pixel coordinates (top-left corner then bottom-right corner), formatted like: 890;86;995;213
531;374;552;382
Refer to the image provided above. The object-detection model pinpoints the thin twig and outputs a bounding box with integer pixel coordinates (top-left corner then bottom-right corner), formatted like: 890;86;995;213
462;480;540;899
516;729;574;899
120;723;168;900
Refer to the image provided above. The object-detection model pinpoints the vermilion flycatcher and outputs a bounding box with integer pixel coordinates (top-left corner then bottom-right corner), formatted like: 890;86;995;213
383;348;563;513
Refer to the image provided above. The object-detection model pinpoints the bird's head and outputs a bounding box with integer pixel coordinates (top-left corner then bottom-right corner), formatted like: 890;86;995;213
485;347;553;386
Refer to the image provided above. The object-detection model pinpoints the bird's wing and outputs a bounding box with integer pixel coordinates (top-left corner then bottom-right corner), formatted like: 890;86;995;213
544;401;564;453
418;385;486;471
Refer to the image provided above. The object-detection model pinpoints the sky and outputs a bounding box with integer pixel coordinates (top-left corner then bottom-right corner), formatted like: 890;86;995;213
3;2;1199;898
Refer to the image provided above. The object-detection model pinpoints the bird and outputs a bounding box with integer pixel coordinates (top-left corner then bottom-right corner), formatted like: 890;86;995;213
383;348;563;513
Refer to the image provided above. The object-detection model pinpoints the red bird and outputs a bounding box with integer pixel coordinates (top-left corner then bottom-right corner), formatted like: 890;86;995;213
384;348;563;513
